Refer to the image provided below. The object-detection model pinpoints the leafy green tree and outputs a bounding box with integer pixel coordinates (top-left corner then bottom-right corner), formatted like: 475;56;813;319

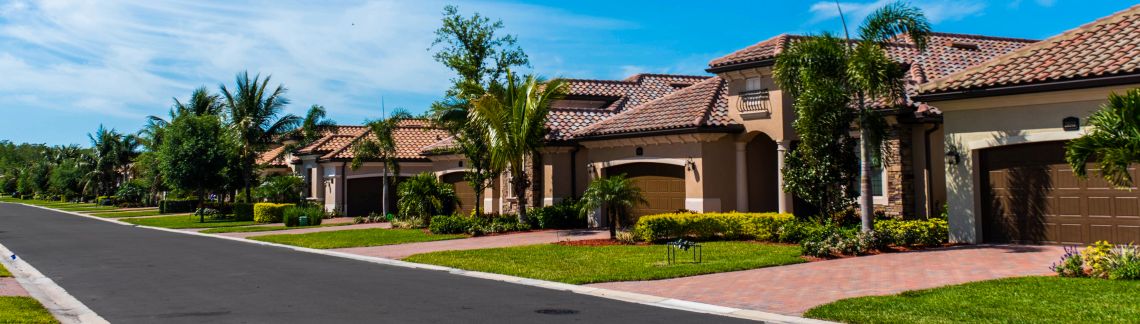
396;172;458;224
579;174;647;239
160;114;230;222
429;5;529;216
1066;89;1140;188
469;72;567;222
351;109;413;217
220;71;300;201
775;1;930;229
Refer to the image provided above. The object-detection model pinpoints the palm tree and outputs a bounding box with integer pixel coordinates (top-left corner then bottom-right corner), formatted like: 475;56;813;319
1066;89;1140;188
396;172;458;224
468;71;567;222
844;2;931;232
351;109;413;218
299;104;336;146
580;174;647;239
220;71;301;201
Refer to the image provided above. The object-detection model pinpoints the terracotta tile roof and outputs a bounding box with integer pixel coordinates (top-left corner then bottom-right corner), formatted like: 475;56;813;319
919;5;1140;95
257;145;288;167
561;74;709;112
421;135;459;155
574;76;734;137
546;108;618;141
294;125;368;155
708;34;805;69
322;120;450;161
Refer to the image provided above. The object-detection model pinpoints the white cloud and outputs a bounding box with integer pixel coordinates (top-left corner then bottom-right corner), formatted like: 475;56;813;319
0;0;633;124
810;0;986;25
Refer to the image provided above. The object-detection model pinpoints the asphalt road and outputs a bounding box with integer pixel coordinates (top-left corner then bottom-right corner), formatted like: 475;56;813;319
0;203;748;323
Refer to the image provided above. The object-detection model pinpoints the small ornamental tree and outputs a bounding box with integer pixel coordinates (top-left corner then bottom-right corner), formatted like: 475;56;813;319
160;114;230;222
580;174;647;239
1066;89;1140;188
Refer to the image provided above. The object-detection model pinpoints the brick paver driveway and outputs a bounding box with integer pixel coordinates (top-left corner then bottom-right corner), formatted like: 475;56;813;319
590;245;1063;315
335;229;608;259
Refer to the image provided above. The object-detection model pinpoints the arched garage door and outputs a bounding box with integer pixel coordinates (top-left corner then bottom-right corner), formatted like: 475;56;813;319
441;172;476;216
981;141;1140;244
606;163;685;219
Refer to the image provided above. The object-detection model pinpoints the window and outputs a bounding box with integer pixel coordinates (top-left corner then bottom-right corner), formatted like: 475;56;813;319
745;77;763;91
854;145;887;203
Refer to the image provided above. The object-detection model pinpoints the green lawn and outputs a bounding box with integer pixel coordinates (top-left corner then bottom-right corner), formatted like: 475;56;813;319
199;223;351;234
405;241;805;284
89;210;167;218
120;215;255;229
0;262;10;277
805;276;1140;323
0;297;57;323
249;228;466;249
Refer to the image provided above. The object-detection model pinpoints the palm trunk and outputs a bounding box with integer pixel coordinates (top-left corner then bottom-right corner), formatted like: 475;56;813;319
382;163;389;217
514;168;527;223
608;203;617;239
197;189;206;223
859;125;874;233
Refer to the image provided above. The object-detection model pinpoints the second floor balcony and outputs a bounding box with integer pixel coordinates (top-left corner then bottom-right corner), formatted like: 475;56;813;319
737;89;771;119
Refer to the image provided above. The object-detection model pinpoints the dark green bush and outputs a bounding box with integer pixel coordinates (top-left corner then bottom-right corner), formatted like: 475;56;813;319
529;198;587;229
283;205;324;227
429;215;472;234
233;203;254;221
161;199;197;214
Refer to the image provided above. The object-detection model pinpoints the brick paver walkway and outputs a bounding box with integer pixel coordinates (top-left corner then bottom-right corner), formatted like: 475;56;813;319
0;277;28;296
214;221;391;238
335;229;608;259
590;245;1063;315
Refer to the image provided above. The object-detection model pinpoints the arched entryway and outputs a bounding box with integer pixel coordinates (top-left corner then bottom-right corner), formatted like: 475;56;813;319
745;133;780;212
605;162;686;219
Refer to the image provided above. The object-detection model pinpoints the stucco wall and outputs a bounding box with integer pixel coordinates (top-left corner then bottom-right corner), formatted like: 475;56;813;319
935;85;1134;243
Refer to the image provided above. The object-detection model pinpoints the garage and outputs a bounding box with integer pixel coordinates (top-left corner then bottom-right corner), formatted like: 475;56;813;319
346;177;400;217
980;141;1140;244
606;163;685;220
441;172;477;216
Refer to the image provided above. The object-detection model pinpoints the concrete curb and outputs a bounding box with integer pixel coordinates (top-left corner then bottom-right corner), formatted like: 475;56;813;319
15;203;834;324
0;242;109;324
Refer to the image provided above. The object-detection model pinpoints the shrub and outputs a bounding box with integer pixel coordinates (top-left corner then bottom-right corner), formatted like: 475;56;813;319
254;175;304;203
96;196;118;206
253;203;293;223
633;212;795;242
874;218;949;247
161;199;198;214
233;203;254;221
615;230;637;245
397;172;458;224
800;230;881;257
429;215;472;234
202;201;234;215
1107;244;1140;280
1083;241;1114;278
529;198;587;229
283;205;324;227
1052;245;1086;277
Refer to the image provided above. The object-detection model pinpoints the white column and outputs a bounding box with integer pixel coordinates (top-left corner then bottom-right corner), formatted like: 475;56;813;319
777;140;791;214
735;142;749;212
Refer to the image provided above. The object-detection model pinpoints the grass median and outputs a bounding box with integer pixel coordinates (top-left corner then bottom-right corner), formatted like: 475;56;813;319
805;276;1140;323
405;241;805;284
120;215;255;229
249;228;466;249
89;210;167;218
200;223;351;234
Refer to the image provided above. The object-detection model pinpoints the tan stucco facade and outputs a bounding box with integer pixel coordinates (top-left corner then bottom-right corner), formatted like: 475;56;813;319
932;84;1137;243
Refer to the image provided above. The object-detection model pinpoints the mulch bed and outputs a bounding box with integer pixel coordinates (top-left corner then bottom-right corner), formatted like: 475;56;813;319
801;242;966;262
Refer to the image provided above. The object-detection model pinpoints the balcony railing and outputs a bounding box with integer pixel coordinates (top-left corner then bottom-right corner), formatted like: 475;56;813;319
737;89;771;116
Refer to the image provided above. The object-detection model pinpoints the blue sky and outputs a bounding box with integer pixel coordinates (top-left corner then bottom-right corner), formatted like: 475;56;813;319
1;0;1135;146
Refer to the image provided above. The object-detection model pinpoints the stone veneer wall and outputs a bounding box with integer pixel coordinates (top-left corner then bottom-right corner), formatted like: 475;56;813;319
877;124;916;219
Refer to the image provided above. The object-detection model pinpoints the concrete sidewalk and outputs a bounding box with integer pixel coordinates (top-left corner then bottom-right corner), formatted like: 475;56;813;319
334;229;609;259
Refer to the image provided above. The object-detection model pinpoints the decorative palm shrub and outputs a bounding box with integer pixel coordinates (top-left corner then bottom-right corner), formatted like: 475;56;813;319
580;174;647;239
283;205;324;227
396;172;458;225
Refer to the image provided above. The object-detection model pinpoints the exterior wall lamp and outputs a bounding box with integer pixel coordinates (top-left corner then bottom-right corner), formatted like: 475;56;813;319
586;161;597;176
685;157;697;171
945;150;961;166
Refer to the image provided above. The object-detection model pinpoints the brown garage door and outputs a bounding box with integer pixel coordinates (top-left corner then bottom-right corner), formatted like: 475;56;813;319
441;172;476;216
606;163;685;220
346;176;401;217
981;141;1140;244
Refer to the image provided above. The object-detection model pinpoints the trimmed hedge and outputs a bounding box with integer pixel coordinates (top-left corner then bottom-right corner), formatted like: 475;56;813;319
253;203;294;223
874;218;948;247
528;198;586;229
160;199;197;214
633;212;795;242
429;215;471;234
233;203;254;221
283;205;324;227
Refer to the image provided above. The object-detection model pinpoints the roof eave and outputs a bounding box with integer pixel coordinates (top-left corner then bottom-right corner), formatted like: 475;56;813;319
915;72;1140;102
705;59;776;74
574;125;744;142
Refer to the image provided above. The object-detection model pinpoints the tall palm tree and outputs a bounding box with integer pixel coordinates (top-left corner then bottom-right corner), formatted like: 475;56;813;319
580;174;647;239
352;109;413;217
220;71;301;201
1066;89;1140;188
844;1;931;232
468;71;567;222
299;104;336;146
84;126;137;197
